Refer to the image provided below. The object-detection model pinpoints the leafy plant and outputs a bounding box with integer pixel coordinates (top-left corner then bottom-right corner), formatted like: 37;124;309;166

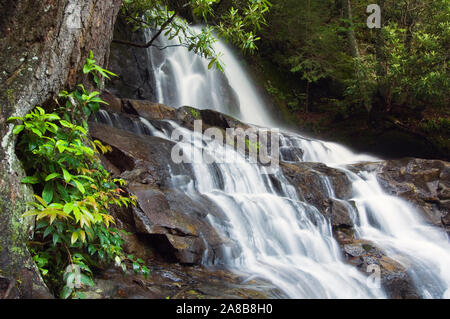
120;0;272;71
8;54;147;299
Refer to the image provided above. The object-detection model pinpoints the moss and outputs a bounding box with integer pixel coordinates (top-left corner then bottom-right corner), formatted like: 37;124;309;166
189;108;200;119
6;88;15;105
245;138;260;153
186;289;205;299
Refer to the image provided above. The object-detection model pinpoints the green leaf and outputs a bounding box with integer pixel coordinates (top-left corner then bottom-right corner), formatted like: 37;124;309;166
142;266;150;278
43;226;53;238
45;113;61;121
62;168;72;183
63;203;74;214
71;232;79;245
36;107;45;115
45;173;60;182
21;176;39;184
74;292;86;299
7;116;23;121
36;220;48;230
59;120;73;128
60;285;73;299
31;128;43;137
74;180;85;194
80;274;94;287
56;140;66;153
83;64;92;74
56;183;70;202
88;244;97;255
52;233;60;246
13;125;24;135
42;183;54;204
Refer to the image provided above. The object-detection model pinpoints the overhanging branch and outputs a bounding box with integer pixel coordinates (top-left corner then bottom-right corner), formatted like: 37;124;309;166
113;12;177;49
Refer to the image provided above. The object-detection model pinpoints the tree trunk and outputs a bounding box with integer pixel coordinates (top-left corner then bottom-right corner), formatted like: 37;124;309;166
343;0;372;115
0;0;122;299
374;0;393;112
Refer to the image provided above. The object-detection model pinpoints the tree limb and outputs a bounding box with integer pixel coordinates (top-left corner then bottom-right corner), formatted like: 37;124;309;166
113;12;178;49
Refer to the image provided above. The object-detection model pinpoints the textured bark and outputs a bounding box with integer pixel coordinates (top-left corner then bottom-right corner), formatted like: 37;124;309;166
0;0;122;298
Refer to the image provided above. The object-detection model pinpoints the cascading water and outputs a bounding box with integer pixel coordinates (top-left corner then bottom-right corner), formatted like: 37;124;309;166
147;26;274;126
104;26;450;298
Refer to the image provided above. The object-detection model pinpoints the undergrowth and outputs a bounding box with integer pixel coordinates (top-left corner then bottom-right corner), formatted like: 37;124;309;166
8;52;149;299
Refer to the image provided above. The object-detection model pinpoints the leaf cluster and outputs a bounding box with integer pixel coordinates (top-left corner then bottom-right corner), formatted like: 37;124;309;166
8;53;148;298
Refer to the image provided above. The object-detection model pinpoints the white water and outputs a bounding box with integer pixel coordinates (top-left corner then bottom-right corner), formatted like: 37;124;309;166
120;26;450;298
147;26;273;126
143;120;385;298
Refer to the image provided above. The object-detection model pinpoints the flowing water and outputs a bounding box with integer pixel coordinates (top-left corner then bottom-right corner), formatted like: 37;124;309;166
105;27;450;298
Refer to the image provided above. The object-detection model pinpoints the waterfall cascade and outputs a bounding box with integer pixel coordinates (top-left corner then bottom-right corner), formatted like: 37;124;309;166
103;26;450;298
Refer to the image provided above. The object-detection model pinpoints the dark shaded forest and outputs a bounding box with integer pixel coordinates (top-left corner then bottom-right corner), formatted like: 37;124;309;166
248;0;449;159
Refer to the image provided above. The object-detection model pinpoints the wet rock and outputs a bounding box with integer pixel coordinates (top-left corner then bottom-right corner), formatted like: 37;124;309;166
382;272;419;299
123;99;177;121
344;244;366;257
107;17;157;101
91;96;448;299
100;91;123;113
355;158;450;234
280;162;353;217
340;240;418;299
89;121;231;265
87;260;284;299
89;121;193;188
327;199;354;228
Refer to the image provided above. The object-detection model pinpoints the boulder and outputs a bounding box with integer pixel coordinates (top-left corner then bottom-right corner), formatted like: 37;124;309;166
123;99;177;121
280;161;353;220
341;240;419;299
85;261;284;299
89;121;228;265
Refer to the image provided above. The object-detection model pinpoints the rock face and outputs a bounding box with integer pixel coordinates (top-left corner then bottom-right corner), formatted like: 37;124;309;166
90;97;450;299
0;0;122;298
280;161;353;227
279;160;420;298
79;262;284;299
89;121;227;265
107;17;157;101
354;159;450;234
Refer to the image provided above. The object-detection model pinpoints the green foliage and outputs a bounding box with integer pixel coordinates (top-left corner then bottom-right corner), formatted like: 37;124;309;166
189;108;200;119
83;51;118;88
348;0;449;110
245;138;260;153
265;81;303;112
121;0;272;70
257;0;449;121
8;55;148;299
420;118;450;135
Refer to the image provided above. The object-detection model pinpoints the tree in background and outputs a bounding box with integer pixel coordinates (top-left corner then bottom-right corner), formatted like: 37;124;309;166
259;0;448;118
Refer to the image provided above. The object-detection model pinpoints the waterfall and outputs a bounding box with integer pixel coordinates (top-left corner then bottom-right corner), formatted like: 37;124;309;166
109;26;450;298
147;26;273;126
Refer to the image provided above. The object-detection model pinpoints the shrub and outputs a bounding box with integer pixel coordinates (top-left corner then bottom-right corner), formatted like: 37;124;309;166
8;53;148;299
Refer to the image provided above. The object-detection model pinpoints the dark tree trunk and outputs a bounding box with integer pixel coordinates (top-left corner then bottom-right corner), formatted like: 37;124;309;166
0;0;122;299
